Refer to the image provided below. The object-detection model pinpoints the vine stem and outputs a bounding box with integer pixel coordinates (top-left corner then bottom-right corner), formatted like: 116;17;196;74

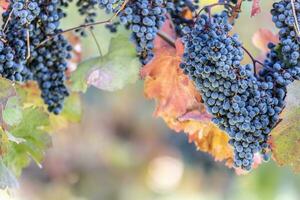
89;28;103;57
37;19;112;47
37;0;130;48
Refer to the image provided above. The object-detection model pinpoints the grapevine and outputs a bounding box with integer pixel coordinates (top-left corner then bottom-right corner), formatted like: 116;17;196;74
0;0;300;189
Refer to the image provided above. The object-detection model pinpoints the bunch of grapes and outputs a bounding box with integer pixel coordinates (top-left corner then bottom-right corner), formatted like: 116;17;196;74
180;12;285;170
117;0;173;64
1;0;72;114
271;0;300;67
73;0;173;64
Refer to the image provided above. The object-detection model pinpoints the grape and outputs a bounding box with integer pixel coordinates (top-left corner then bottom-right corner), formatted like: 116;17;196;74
74;0;173;64
180;12;283;170
117;0;174;64
271;0;300;67
1;0;71;114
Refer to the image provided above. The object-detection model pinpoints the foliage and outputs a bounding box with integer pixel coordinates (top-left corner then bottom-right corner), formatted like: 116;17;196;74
70;34;140;92
0;0;299;190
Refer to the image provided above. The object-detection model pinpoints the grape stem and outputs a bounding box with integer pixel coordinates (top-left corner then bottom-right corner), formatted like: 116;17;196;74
229;0;243;23
26;29;31;60
36;0;131;48
241;46;264;77
37;18;112;47
89;28;103;57
2;8;14;33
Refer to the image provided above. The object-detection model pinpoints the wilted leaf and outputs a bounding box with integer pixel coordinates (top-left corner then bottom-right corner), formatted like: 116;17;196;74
271;81;300;172
142;33;233;165
251;0;261;17
70;34;140;92
252;29;279;53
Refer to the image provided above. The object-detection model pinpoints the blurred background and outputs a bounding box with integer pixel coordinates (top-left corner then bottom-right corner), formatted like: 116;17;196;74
1;0;300;199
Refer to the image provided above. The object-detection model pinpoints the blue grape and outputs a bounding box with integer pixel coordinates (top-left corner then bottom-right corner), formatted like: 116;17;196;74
1;0;71;114
180;12;283;170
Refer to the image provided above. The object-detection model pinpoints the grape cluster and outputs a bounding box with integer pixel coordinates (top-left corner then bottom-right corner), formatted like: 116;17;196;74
271;0;300;66
168;0;199;36
180;12;284;170
74;0;173;64
117;0;174;64
1;0;72;114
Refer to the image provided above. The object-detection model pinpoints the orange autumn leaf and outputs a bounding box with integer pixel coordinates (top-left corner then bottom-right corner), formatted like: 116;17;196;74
142;33;233;165
192;124;233;164
141;40;200;118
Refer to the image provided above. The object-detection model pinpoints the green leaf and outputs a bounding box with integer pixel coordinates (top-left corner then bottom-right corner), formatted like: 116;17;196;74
5;131;26;144
271;81;300;172
3;107;51;176
3;96;22;126
61;92;82;122
70;34;140;92
0;159;19;189
0;78;19;127
70;57;99;92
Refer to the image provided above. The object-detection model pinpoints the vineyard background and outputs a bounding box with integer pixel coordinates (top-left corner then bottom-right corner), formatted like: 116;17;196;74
1;0;300;199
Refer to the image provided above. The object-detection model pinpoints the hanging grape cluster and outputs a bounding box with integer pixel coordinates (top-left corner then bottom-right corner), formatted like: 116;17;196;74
1;0;71;114
180;0;300;170
0;0;299;171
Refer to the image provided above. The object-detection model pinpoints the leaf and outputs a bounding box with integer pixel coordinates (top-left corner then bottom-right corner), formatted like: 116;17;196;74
2;96;22;126
142;34;233;165
191;124;233;164
271;81;300;172
61;92;82;122
5;131;25;144
3;107;51;175
70;34;140;92
252;29;279;53
0;159;19;189
251;0;261;17
49;93;82;129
